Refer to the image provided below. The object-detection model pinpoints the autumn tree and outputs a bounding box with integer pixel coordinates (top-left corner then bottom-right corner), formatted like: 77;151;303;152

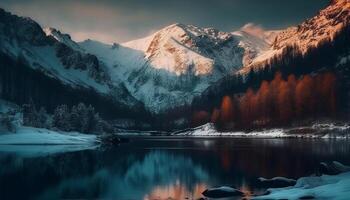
295;75;316;117
256;80;271;121
278;80;294;123
220;96;235;123
287;74;297;111
269;72;283;118
240;88;256;126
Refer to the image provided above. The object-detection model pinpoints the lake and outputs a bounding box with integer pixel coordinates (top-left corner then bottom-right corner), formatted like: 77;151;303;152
0;137;350;200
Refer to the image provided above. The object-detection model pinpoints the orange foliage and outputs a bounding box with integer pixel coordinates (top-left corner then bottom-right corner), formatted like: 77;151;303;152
278;81;293;122
256;80;271;119
220;96;235;122
295;75;316;117
240;88;256;125
210;71;338;129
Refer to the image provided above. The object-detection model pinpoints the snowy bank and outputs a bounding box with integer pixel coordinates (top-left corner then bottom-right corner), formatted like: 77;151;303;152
0;126;97;145
253;171;350;200
173;123;350;138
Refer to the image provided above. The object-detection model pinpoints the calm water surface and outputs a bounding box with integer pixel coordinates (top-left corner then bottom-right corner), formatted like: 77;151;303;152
0;137;350;200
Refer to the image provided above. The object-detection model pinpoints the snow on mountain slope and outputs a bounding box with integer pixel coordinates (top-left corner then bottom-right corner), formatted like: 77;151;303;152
123;23;244;76
0;8;145;109
79;39;146;77
81;23;247;112
0;8;108;93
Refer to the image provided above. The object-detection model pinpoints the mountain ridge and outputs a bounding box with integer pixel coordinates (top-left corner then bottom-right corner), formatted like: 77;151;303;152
0;0;347;117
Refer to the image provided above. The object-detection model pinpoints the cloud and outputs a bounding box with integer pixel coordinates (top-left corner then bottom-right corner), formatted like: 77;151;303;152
240;23;266;37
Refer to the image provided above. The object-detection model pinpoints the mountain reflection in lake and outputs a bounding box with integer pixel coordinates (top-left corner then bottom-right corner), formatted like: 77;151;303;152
0;137;350;200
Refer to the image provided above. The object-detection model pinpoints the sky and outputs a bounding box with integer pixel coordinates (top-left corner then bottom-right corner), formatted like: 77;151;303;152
0;0;329;44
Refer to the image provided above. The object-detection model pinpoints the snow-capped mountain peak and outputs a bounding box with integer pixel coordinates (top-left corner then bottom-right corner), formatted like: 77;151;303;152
78;23;247;112
123;23;242;76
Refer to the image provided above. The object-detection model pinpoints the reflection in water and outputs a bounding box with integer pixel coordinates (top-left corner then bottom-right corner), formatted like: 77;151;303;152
144;183;207;200
0;138;349;200
0;144;98;157
37;151;209;200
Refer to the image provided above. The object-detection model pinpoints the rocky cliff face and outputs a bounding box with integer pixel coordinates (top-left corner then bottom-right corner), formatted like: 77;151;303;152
273;0;349;52
242;0;350;72
0;8;107;88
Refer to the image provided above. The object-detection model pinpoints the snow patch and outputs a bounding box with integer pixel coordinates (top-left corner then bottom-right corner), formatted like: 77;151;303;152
174;123;350;138
254;171;350;200
174;123;287;137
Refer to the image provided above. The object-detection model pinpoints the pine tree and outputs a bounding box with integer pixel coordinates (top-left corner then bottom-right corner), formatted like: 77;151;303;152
52;104;70;131
38;107;49;128
77;103;88;132
22;99;39;127
70;105;81;131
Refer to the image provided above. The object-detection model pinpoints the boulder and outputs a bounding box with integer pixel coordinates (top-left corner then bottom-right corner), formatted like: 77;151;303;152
99;135;130;145
299;195;315;199
317;161;350;175
202;186;244;198
258;177;296;188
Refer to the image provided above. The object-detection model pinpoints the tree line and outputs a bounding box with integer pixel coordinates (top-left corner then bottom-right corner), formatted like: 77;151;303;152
23;100;112;134
192;72;338;130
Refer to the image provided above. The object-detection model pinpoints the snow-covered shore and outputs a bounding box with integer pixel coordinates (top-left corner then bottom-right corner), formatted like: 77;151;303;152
0;126;99;157
172;123;350;138
0;126;97;145
253;171;350;200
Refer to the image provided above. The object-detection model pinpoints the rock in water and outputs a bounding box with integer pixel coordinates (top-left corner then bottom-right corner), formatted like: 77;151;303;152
299;195;316;199
99;135;130;145
202;186;244;198
317;161;350;175
258;177;296;188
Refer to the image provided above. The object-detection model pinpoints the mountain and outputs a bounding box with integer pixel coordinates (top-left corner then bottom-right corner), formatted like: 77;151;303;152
0;10;277;114
1;0;348;128
0;9;106;88
272;0;349;53
80;23;260;112
191;0;350;128
123;23;244;75
0;8;147;122
242;0;350;72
